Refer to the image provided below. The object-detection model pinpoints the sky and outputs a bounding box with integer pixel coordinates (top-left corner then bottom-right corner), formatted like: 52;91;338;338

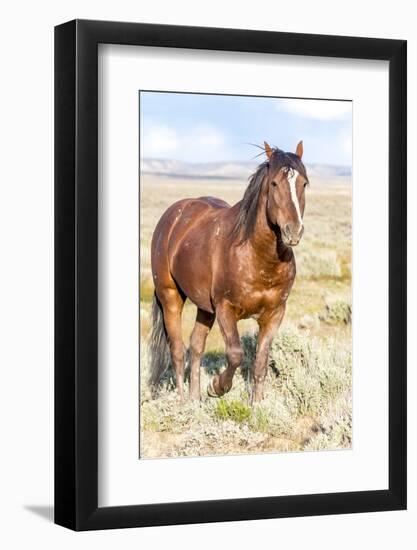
140;91;352;166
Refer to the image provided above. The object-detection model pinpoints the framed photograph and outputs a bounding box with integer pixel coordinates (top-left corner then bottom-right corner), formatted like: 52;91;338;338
55;19;406;530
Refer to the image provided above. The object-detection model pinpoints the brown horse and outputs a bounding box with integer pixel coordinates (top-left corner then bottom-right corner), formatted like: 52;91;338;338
148;141;309;403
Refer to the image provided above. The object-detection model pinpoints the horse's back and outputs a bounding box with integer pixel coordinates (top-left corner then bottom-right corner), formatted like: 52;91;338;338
152;196;229;248
196;196;230;210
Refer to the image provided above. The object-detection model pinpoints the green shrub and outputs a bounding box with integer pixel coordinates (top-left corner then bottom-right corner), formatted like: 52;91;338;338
297;249;342;279
304;392;352;451
249;397;295;437
214;398;252;423
320;299;352;324
269;326;351;417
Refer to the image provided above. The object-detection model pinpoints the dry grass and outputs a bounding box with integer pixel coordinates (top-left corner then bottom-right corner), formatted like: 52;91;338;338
139;173;352;458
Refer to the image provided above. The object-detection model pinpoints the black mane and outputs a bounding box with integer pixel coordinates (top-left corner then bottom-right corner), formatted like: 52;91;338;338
231;147;307;244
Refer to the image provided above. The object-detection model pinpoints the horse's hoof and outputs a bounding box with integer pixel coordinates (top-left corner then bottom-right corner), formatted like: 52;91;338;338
207;376;223;397
207;375;229;397
207;379;218;397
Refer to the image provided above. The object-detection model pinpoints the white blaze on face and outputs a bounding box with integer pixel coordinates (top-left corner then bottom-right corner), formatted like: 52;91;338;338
287;169;303;228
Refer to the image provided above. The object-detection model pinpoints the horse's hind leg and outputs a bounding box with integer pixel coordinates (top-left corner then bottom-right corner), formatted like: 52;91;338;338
208;302;242;397
189;309;215;401
157;287;186;402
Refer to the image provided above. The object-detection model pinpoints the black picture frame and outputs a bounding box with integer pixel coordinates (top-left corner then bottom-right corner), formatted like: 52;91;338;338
55;19;407;531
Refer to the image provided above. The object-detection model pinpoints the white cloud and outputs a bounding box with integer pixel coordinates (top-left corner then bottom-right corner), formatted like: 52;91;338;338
340;130;352;158
193;125;225;148
143;125;179;157
142;123;225;159
276;98;352;121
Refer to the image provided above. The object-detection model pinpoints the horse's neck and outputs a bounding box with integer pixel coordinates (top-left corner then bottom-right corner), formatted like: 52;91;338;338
249;192;289;264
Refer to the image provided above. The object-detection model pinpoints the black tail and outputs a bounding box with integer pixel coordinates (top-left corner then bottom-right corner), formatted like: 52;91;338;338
148;293;170;388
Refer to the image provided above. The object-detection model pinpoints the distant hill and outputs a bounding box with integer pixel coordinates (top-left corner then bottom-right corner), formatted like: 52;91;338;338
141;158;351;182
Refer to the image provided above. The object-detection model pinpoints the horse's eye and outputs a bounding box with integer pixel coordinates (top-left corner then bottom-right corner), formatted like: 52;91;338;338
304;181;308;189
271;181;277;187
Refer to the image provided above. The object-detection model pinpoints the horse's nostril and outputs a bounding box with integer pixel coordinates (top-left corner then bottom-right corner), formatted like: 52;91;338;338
284;224;290;236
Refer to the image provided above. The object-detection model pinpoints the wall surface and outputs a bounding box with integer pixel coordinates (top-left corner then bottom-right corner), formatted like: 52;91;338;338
0;1;415;548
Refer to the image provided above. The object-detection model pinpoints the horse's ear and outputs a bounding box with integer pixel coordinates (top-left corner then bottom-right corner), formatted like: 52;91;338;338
295;140;303;159
264;141;273;160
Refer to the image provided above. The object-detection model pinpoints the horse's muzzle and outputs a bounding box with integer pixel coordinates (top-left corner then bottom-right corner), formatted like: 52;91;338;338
282;223;304;246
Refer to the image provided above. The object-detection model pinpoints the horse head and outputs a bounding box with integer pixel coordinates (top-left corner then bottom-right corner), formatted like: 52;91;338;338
264;141;309;247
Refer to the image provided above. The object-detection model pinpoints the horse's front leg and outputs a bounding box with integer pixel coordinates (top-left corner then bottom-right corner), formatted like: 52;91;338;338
208;302;242;397
251;306;286;403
